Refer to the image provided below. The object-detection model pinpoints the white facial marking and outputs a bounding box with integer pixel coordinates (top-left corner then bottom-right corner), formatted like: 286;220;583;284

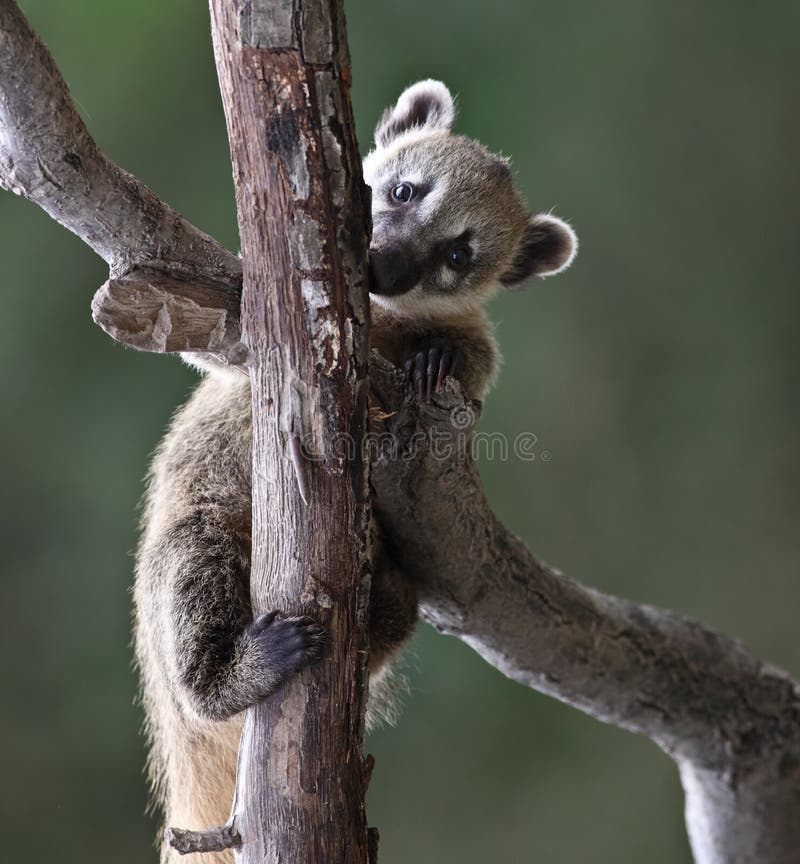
370;286;487;320
363;129;449;188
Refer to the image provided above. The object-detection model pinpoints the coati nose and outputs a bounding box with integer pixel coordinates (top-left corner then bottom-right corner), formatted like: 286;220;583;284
368;247;419;296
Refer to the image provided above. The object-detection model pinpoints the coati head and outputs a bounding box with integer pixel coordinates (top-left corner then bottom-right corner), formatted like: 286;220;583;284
363;81;577;318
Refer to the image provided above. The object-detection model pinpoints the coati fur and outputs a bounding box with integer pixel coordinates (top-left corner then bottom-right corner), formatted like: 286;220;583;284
134;80;577;863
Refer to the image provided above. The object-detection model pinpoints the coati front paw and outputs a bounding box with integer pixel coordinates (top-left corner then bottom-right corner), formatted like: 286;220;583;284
247;611;327;683
405;336;461;402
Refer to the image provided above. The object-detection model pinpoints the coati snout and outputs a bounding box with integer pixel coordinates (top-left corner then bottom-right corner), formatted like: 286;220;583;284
368;245;421;296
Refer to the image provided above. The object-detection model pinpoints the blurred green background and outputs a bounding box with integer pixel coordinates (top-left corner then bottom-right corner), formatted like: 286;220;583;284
1;1;798;861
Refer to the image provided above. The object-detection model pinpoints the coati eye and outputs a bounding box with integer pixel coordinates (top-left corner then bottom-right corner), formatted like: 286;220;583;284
391;182;415;203
448;245;472;270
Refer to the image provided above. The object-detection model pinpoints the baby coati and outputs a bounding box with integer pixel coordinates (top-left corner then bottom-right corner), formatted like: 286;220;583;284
135;80;577;862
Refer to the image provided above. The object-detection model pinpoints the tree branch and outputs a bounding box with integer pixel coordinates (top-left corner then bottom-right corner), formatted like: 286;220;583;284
0;0;242;364
2;1;798;861
369;356;800;864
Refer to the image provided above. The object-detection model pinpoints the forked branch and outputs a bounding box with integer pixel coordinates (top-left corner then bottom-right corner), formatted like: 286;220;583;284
1;2;798;862
0;0;242;363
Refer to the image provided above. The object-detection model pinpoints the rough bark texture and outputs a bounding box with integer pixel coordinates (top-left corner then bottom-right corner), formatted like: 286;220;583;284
91;267;244;357
1;1;799;862
0;0;243;368
207;1;373;863
166;824;242;856
369;356;800;864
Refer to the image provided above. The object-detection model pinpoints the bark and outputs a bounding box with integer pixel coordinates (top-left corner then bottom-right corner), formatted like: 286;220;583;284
0;0;243;367
207;2;373;863
1;1;798;862
165;824;242;856
91;267;244;356
368;357;800;864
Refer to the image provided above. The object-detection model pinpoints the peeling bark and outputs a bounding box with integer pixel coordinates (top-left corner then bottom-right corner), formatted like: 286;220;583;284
92;267;244;356
207;1;373;862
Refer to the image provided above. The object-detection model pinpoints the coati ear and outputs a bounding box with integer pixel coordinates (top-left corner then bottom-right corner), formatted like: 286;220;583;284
375;80;456;149
499;214;578;285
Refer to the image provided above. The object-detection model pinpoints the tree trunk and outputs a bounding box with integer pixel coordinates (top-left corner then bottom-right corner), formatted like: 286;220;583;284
2;1;799;860
208;1;373;862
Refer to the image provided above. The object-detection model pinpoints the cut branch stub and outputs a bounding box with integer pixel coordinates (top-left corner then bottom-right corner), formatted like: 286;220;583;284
166;822;242;856
92;266;246;361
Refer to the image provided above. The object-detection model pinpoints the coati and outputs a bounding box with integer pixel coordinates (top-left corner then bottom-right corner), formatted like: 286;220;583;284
134;80;577;863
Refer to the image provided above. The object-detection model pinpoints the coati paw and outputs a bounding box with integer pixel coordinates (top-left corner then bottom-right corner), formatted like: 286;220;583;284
248;611;327;679
405;337;461;402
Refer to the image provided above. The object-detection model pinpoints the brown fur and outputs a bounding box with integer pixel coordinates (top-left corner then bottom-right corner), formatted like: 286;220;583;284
135;375;250;864
371;303;500;398
134;81;577;863
135;373;418;864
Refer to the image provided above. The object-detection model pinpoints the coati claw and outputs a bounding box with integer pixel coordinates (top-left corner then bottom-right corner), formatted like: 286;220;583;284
405;338;460;402
248;611;327;677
